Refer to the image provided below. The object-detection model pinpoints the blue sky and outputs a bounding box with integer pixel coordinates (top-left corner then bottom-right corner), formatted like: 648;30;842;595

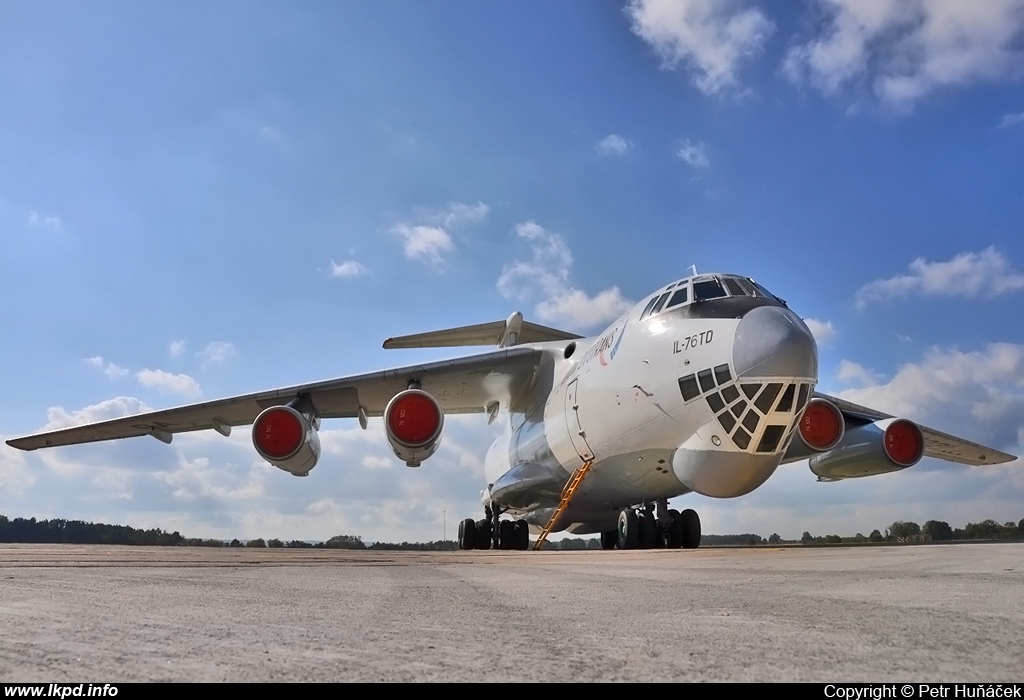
2;1;1023;542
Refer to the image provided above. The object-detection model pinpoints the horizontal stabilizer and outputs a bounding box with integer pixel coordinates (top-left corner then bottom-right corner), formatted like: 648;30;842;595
383;312;582;349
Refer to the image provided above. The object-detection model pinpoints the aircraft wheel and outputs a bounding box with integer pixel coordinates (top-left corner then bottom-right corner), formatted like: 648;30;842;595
476;519;492;550
639;511;658;549
458;518;477;550
514;519;530;550
617;509;639;550
498;520;516;550
681;509;701;549
600;530;617;550
665;509;684;549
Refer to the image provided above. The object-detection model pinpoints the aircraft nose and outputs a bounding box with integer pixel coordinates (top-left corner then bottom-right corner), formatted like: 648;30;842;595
732;306;817;380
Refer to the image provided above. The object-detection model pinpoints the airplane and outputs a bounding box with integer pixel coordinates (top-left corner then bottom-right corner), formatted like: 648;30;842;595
6;271;1017;551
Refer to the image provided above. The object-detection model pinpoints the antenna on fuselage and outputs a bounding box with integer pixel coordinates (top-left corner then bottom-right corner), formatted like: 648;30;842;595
687;264;697;277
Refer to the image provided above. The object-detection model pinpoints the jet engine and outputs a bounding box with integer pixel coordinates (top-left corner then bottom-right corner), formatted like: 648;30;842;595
384;389;444;467
809;418;925;480
797;398;845;451
252;405;321;476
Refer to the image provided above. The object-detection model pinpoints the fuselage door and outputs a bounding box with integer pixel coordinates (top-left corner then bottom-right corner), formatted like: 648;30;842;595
565;378;594;461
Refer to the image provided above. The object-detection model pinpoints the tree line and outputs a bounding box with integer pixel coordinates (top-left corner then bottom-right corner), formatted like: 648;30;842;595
1;514;1021;549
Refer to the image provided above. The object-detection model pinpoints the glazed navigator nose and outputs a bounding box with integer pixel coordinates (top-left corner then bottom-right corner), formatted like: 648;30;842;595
732;306;818;380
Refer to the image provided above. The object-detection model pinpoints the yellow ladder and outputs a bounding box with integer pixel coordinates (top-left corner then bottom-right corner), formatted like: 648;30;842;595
532;459;594;551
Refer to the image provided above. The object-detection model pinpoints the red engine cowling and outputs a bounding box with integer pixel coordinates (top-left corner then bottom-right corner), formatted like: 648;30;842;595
797;398;846;452
252;405;321;476
384;389;444;467
809;418;925;480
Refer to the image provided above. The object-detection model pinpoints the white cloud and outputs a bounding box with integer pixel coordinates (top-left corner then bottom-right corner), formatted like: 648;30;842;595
136;369;202;400
169;339;186;358
854;247;1024;308
104;363;128;379
392;224;453;265
997;110;1024;128
595;134;631;156
626;0;776;95
28;211;61;229
676;139;710;167
43;396;153;431
835;343;1024;455
836;359;880;387
329;259;366;278
390;202;488;265
804;318;836;345
497;221;632;330
84;356;128;379
783;0;1024;112
197;341;235;367
428;201;489;229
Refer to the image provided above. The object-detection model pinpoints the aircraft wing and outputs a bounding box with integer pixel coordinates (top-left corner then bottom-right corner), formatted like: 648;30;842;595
5;346;544;452
781;391;1017;466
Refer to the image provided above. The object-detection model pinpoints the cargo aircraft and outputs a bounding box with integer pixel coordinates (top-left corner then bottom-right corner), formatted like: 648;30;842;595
7;272;1016;550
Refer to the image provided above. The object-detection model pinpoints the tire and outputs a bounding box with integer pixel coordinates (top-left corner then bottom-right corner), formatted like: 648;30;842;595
458;518;477;550
600;530;617;550
498;520;516;550
617;509;639;550
665;509;684;549
514;519;530;550
476;519;492;550
639;511;658;549
681;509;701;549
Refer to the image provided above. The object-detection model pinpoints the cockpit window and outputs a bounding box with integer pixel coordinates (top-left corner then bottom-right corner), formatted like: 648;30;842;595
693;278;727;302
750;279;784;304
639;294;660;321
722;277;745;297
641;273;783;321
650;292;671;315
666;286;689;309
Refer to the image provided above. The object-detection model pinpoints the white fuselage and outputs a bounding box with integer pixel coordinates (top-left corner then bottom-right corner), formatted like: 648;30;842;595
484;275;818;534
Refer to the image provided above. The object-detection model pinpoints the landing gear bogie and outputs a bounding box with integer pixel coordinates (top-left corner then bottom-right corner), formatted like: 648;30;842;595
457;506;530;551
613;505;701;550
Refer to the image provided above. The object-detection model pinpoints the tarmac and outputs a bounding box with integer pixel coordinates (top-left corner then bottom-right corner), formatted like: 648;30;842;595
1;542;1022;682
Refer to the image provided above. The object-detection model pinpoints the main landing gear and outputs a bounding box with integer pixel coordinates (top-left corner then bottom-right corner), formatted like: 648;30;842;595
457;504;530;551
603;500;701;550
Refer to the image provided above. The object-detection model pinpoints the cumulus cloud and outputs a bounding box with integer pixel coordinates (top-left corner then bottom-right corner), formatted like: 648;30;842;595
804;318;836;345
329;259;366;278
595;134;631;156
626;0;776;95
136;369;202;400
676;139;710;167
197;341;235;367
497;221;632;330
391;201;488;265
169;340;186;358
783;0;1024;112
836;343;1024;454
43;396;153;431
854;247;1024;308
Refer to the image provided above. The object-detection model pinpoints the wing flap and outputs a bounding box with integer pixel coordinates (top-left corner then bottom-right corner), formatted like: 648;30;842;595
6;347;543;451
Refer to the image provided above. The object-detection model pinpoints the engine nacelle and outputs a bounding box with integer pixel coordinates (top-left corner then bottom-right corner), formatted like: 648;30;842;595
797;398;846;452
384;389;444;467
252;405;321;476
809;418;925;481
